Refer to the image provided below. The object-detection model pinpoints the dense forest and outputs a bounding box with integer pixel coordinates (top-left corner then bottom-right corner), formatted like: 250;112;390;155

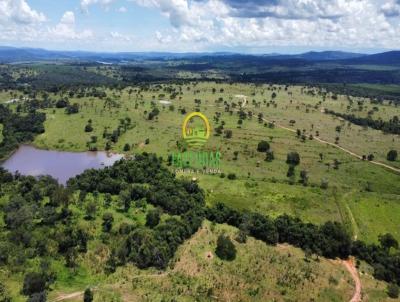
0;104;45;159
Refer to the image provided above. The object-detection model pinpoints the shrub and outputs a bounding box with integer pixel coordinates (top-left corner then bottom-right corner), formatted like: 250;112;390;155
227;173;236;180
145;209;161;228
84;124;93;132
387;150;398;161
22;272;46;296
257;140;270;152
387;283;399;299
84;288;94;302
286;152;300;166
215;235;236;261
265;150;274;162
321;178;329;189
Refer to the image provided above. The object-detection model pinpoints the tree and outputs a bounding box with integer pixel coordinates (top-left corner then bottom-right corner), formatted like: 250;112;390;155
287;165;295;178
257;140;270;152
22;272;46;296
119;189;131;212
333;159;340;170
0;281;11;302
85;201;97;220
235;230;247;244
83;288;94;302
379;233;399;250
27;292;46;302
102;212;114;232
145;209;161;228
224;129;233;139
66;103;79;114
387;150;398;161
388;284;399;299
367;154;374;161
300;170;309;186
227;173;236;180
84;124;93;132
265;150;274;162
104;193;112;208
123;143;131;151
215;235;236;261
286;152;300;166
321;178;329;189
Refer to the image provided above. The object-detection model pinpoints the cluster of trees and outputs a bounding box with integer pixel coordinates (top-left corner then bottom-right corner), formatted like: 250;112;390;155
68;154;205;215
0;170;87;300
0;104;45;159
206;203;400;286
325;109;400;135
67;154;206;270
0;152;399;300
102;117;133;151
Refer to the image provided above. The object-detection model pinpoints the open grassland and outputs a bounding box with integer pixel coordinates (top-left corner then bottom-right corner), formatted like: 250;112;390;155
0;83;399;244
45;221;397;302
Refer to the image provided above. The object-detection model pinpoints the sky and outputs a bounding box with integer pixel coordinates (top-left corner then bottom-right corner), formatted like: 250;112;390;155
0;0;400;54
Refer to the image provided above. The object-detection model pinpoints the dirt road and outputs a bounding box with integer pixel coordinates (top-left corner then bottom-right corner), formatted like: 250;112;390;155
260;116;400;174
343;258;362;302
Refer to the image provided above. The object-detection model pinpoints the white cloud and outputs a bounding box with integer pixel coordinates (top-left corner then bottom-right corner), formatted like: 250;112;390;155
117;6;128;13
0;0;46;24
110;31;134;41
48;11;93;40
131;0;400;50
80;0;117;12
381;0;400;17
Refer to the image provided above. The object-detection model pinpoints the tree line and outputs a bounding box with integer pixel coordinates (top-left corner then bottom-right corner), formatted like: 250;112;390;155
0;104;45;160
325;109;400;135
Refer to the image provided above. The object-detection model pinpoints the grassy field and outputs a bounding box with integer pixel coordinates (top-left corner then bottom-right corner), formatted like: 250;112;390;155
1;80;399;301
0;83;399;245
44;221;397;302
4;82;395;244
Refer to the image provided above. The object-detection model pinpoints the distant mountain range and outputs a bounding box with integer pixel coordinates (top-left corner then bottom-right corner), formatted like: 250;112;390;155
0;46;399;65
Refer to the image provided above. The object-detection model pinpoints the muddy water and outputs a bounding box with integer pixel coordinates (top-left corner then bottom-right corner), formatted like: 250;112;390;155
2;145;123;184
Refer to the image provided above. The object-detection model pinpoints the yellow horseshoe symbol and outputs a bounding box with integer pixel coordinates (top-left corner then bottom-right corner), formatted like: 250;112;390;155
182;112;211;142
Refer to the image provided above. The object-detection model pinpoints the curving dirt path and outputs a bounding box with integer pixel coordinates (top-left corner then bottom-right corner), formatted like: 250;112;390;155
343;258;362;302
50;273;169;302
260;116;400;174
51;291;85;302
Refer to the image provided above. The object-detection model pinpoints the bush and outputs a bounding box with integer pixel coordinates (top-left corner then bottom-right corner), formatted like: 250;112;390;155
123;143;131;151
227;173;236;180
215;235;236;261
265;150;274;162
387;283;399;299
145;209;161;228
102;213;114;233
387;150;398;161
224;130;233;139
320;178;329;189
84;124;93;132
286;152;300;166
84;288;94;302
22;272;46;296
27;292;46;302
257;140;270;152
235;230;247;244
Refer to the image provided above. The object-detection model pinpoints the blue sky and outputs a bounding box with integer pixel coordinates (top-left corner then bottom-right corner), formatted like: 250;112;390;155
0;0;399;53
